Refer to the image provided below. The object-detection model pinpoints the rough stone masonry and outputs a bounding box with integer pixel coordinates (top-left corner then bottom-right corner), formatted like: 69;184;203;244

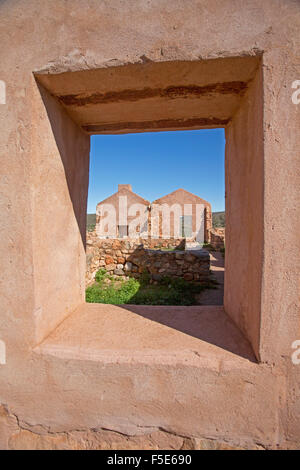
86;232;210;285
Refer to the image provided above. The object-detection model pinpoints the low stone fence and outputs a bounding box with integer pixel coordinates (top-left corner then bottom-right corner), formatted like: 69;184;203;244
209;228;225;250
86;232;210;286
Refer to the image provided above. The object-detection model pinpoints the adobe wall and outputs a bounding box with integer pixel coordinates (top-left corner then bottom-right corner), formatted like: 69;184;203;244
225;67;264;357
31;84;90;342
0;0;299;451
86;232;210;285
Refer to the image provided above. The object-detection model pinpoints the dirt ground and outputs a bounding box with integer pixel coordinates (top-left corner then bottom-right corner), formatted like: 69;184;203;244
196;251;224;305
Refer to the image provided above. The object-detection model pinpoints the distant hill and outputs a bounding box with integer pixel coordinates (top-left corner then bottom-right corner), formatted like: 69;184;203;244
87;211;225;231
87;213;96;231
212;211;225;228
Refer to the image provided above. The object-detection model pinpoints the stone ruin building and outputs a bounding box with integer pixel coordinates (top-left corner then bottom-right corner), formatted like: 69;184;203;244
96;184;212;244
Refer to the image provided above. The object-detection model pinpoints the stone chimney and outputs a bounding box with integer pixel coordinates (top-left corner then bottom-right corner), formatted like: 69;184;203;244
118;184;132;192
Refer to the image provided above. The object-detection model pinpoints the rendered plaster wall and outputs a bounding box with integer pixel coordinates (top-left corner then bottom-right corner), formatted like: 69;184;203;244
31;84;90;342
225;67;264;359
261;49;300;446
0;0;299;451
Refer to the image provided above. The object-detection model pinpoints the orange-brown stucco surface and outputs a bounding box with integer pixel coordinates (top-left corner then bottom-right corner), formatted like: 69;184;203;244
0;0;299;450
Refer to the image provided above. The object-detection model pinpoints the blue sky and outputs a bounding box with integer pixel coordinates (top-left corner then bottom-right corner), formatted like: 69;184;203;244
87;128;225;214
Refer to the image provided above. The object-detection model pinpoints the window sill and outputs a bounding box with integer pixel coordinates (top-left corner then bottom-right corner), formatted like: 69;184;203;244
35;303;256;367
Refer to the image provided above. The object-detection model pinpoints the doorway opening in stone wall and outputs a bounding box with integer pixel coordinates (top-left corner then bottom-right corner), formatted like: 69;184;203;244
86;129;225;307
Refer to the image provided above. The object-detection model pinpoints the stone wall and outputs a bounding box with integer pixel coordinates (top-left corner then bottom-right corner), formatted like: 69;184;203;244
0;404;259;450
209;228;225;250
86;231;210;286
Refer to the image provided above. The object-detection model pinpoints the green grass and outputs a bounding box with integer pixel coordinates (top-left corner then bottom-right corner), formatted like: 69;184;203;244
86;268;217;306
86;277;141;304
